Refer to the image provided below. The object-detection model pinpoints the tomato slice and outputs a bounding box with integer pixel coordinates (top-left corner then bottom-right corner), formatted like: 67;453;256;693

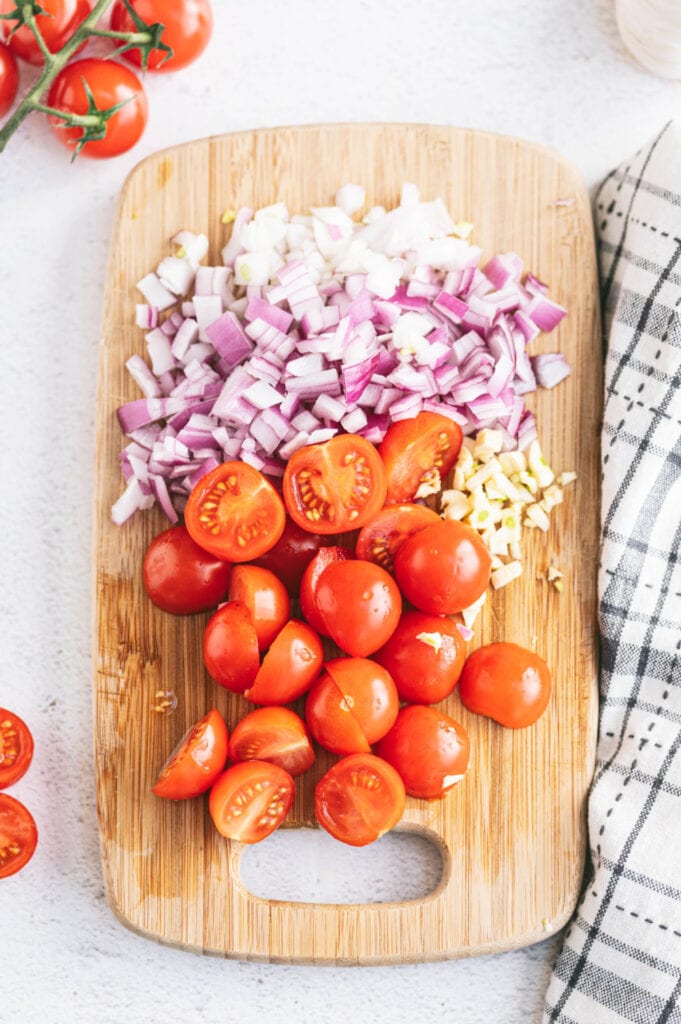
152;709;229;799
458;642;551;728
315;753;406;847
282;434;387;534
379;411;463;504
375;705;470;800
0;794;38;878
305;658;399;755
0;709;34;790
208;760;294;843
229;707;315;777
203;601;260;693
185;461;286;562
143;525;231;615
355;503;441;573
244;619;323;705
315;559;402;657
228;565;290;650
299;545;353;636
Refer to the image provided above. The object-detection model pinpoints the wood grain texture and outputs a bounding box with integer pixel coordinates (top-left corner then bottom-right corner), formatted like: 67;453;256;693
94;123;601;963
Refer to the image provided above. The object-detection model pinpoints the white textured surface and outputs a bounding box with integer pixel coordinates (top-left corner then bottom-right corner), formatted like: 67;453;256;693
1;1;681;1021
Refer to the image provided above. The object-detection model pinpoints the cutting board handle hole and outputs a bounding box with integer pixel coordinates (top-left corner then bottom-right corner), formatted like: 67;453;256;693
238;826;446;905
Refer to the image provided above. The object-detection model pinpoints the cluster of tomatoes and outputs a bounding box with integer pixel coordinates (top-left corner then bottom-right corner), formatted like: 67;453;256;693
0;710;37;878
144;412;552;847
0;0;212;157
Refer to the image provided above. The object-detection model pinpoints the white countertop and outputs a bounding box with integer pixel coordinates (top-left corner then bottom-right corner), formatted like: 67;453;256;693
2;2;681;1021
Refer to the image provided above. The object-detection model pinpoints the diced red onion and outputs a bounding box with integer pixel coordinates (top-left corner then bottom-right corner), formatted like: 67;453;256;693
531;352;572;388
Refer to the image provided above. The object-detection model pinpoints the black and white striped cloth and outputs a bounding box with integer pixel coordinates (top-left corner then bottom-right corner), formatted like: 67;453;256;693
543;121;681;1023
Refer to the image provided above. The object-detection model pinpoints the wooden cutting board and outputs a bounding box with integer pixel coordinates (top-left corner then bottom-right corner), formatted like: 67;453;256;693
94;123;601;963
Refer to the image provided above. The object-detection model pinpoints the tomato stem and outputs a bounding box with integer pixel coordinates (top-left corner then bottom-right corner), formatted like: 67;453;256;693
87;27;151;44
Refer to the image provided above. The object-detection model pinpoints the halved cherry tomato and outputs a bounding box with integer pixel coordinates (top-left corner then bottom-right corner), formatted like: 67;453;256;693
458;642;551;728
376;705;470;800
305;658;399;755
152;708;228;799
315;753;406;847
373;610;467;704
229;707;314;777
0;709;34;790
143;525;231;615
203;601;260;693
379;411;463;504
209;760;294;844
0;41;18;118
355;503;441;573
315;560;401;657
110;0;213;73
299;545;353;636
228;565;290;650
185;461;286;562
0;794;38;878
394;520;491;614
1;0;91;65
244;620;323;705
252;515;325;594
282;434;387;534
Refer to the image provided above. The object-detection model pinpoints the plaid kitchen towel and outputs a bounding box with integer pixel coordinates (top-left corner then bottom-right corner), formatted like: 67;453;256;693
543;121;681;1023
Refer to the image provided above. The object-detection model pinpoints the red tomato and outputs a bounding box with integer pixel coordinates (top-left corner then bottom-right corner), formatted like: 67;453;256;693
315;753;406;847
1;0;91;65
203;601;260;693
46;58;147;158
229;707;314;777
355;503;441;573
0;41;18;117
209;760;294;844
0;709;34;790
458;642;551;728
142;525;231;615
152;708;228;799
228;565;290;650
376;705;470;800
110;0;213;72
299;545;353;636
185;461;285;562
373;611;467;704
379;411;463;504
0;794;38;878
282;434;387;534
244;620;323;705
394;520;491;614
305;658;399;755
315;560;402;657
252;516;325;595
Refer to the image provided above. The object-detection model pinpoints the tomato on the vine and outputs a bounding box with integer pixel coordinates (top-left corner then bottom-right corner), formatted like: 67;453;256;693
228;565;290;651
299;545;353;637
394;519;491;614
0;709;34;790
229;707;315;777
185;461;285;562
314;559;401;657
376;705;470;800
355;503;440;573
203;601;260;693
152;708;228;799
209;760;294;844
379;411;463;504
0;794;37;878
143;525;231;615
458;642;551;728
305;658;399;755
252;516;325;595
374;610;467;704
46;58;148;158
244;620;323;705
282;433;387;534
1;0;91;65
315;753;406;847
0;40;18;118
110;0;213;73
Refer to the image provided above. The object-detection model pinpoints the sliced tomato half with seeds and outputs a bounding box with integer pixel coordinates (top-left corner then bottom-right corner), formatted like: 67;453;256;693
0;709;34;790
355;504;441;573
0;794;37;878
379;411;463;504
185;461;286;562
282;435;387;534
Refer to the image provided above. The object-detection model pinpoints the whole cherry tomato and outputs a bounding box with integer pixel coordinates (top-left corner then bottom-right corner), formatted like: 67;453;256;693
355;503;440;573
0;41;18;118
143;525;231;615
252;515;325;595
1;0;91;65
0;794;37;878
229;707;315;777
152;708;228;799
203;601;260;693
110;0;213;72
394;520;491;614
376;705;470;800
315;559;402;657
305;657;399;755
458;642;551;728
46;58;147;158
282;434;387;534
299;545;353;637
315;753;406;847
379;411;463;504
244;620;323;705
209;760;294;844
0;709;34;790
228;565;290;650
373;610;467;704
185;461;285;562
